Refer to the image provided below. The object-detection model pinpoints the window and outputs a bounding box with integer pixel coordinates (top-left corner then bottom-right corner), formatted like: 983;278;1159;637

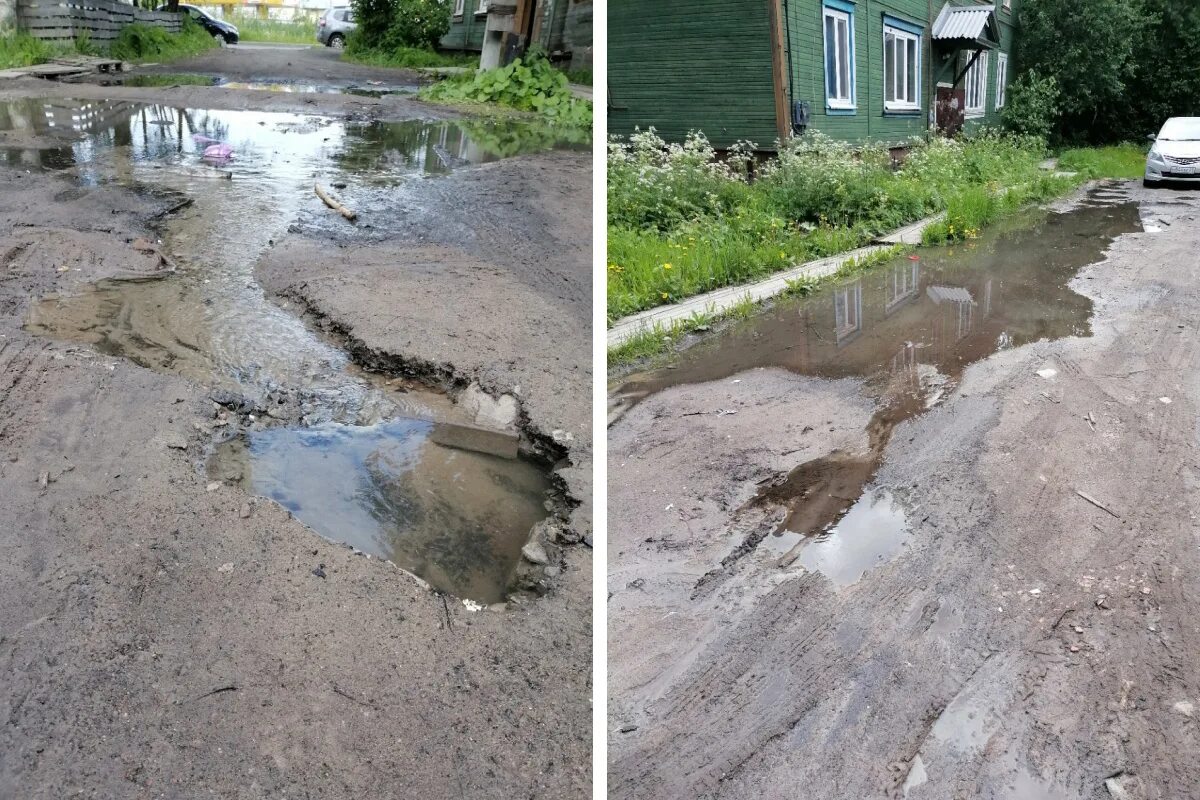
964;52;988;117
883;23;920;112
822;4;855;110
477;0;488;12
886;262;919;312
834;281;862;343
995;52;1008;109
453;0;464;15
1002;0;1012;11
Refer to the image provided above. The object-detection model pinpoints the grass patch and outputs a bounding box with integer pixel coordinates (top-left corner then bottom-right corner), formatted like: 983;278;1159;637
110;18;218;63
1057;144;1148;180
124;72;214;87
606;129;1095;323
0;30;68;69
228;15;314;45
343;43;473;69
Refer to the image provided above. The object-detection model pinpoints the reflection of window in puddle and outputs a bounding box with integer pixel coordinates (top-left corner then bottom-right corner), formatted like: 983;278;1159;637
926;285;976;341
833;280;863;345
885;261;920;314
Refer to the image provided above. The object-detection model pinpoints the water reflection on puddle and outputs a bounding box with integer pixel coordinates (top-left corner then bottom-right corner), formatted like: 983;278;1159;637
760;488;908;586
3;97;575;599
619;194;1142;582
211;420;550;603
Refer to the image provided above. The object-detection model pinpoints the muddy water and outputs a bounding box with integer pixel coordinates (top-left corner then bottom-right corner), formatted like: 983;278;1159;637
617;192;1141;582
5;96;578;600
210;420;550;603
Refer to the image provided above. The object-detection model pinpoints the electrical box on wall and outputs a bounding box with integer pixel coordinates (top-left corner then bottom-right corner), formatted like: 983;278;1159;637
792;100;810;133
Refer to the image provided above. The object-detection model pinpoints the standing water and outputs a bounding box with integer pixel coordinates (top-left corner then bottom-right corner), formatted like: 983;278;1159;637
3;97;585;600
615;192;1142;583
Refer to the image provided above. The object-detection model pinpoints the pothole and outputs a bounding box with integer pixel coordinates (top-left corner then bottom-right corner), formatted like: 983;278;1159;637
8;96;585;601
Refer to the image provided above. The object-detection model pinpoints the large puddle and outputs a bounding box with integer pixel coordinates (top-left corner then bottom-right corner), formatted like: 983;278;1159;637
3;96;586;601
616;193;1141;583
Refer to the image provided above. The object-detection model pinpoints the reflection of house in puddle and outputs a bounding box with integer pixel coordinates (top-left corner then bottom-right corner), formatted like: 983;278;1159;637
0;98;140;171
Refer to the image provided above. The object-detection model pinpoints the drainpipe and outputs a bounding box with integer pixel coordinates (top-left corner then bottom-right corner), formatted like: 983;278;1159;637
928;0;934;134
783;0;796;129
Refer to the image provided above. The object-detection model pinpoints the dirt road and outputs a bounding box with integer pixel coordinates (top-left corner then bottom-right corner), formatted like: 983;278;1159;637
608;183;1200;799
0;53;590;799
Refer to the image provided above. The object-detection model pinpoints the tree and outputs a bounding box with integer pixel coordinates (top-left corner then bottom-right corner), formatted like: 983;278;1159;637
1014;0;1152;143
349;0;450;52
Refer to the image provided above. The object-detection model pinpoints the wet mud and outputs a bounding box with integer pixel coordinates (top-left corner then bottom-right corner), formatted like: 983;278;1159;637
609;183;1200;799
617;196;1141;574
5;95;585;598
0;59;591;796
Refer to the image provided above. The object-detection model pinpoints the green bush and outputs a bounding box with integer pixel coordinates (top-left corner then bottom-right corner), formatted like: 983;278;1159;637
1001;71;1061;141
110;18;217;62
607;127;1064;320
350;0;448;51
422;53;592;127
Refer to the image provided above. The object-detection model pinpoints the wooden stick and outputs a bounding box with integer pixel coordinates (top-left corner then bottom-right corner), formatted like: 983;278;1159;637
315;183;356;221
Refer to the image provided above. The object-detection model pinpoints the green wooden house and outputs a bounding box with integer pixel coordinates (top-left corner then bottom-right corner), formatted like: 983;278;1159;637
609;0;1019;150
442;0;593;71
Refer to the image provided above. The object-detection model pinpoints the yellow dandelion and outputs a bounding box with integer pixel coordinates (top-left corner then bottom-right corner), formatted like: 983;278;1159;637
663;262;673;270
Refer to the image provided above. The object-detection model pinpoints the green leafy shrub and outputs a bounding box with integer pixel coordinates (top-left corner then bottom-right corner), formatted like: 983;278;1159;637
350;0;448;51
421;54;592;127
110;18;217;62
1001;71;1061;142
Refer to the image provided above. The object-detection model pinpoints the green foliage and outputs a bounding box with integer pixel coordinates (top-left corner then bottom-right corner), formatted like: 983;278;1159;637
421;54;593;127
1000;71;1061;141
1057;144;1149;179
350;0;449;51
342;42;472;68
607;128;1071;320
125;72;214;86
229;15;313;45
1013;0;1200;143
0;31;58;69
110;18;217;62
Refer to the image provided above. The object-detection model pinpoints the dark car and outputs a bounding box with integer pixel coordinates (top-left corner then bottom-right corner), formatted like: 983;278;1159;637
156;4;239;45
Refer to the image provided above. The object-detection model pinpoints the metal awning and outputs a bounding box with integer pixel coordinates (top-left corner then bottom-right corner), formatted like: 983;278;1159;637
932;3;1000;48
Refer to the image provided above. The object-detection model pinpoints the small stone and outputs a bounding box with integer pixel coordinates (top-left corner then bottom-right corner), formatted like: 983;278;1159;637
217;562;234;573
544;565;561;578
205;481;221;492
1174;700;1195;717
521;540;549;565
551;429;574;445
1029;588;1041;596
1074;625;1084;634
1069;644;1079;652
312;564;326;579
239;503;252;519
37;471;49;488
488;603;508;612
163;435;188;451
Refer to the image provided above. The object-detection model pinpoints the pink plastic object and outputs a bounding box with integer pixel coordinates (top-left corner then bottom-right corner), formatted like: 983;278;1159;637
192;133;220;145
202;143;233;160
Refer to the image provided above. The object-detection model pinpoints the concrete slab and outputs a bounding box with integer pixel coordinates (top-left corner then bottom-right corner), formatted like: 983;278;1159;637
607;244;893;348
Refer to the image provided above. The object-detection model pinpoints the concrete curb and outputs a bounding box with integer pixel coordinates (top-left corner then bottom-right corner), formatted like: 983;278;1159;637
607;212;945;349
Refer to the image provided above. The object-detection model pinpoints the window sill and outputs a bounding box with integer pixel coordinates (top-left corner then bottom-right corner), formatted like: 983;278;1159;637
884;106;920;116
964;111;986;119
827;106;857;116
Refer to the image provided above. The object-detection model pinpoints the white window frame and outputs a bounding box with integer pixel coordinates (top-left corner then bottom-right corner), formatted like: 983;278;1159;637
883;25;920;112
964;52;988;117
995;52;1008;109
453;0;464;16
476;0;488;13
822;6;856;110
834;281;863;343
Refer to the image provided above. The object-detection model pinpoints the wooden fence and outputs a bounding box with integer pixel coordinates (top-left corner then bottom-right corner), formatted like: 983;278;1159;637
17;0;182;44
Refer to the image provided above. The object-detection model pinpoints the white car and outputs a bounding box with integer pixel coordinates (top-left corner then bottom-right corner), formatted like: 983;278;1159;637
1145;117;1200;187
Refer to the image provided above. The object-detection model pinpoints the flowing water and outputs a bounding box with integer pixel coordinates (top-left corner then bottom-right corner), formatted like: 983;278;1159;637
3;96;585;600
615;191;1143;584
